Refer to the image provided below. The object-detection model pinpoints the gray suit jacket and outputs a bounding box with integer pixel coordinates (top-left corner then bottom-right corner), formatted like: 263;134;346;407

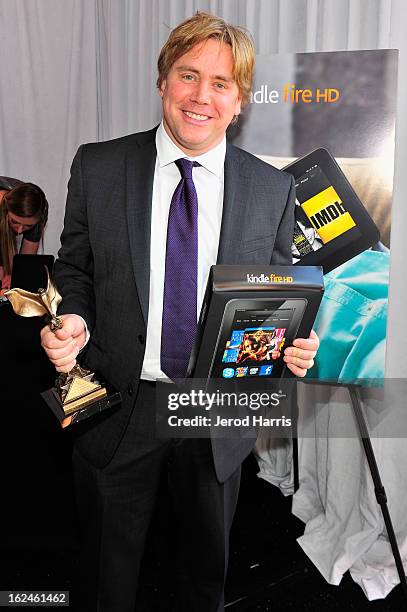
55;126;295;481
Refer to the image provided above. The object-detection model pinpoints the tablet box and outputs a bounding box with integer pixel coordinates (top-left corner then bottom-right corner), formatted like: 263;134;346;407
188;265;324;382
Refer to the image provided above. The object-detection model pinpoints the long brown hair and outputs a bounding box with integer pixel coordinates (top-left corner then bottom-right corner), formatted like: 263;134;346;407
0;182;48;275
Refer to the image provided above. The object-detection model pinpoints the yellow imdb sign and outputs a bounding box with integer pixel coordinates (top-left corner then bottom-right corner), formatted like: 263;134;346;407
301;185;356;244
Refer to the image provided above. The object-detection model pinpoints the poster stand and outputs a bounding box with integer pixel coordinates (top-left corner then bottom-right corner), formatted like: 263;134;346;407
348;384;407;601
292;382;407;601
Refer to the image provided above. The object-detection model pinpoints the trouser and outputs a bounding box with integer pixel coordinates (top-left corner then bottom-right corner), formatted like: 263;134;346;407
71;380;241;612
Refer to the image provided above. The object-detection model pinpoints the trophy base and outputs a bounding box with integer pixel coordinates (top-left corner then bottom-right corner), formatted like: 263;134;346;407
41;375;122;428
52;385;108;416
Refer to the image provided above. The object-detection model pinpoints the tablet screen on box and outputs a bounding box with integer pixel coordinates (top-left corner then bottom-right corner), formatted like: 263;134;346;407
210;298;307;380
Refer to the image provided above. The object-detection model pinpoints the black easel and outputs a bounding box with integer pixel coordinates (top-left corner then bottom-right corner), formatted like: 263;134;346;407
291;381;407;601
348;384;407;601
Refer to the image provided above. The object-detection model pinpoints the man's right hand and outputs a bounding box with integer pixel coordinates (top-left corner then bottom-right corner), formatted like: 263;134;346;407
40;314;87;373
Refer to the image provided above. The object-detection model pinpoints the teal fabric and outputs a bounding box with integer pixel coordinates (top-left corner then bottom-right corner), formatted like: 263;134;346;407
309;250;389;380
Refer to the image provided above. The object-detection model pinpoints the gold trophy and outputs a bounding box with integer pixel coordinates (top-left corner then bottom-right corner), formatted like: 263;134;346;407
5;269;118;427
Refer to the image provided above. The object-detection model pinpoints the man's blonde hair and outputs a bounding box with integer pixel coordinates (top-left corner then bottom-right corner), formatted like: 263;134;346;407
157;12;255;107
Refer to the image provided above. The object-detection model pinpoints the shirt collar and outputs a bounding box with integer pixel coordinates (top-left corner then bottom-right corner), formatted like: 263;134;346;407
156;121;226;178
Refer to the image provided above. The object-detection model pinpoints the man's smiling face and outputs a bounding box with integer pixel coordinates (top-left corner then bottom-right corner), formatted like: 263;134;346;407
159;38;242;156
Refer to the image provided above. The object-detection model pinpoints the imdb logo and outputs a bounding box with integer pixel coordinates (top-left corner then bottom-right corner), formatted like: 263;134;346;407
301;186;356;244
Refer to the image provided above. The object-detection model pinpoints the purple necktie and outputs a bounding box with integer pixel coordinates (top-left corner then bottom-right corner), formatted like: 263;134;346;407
161;158;199;380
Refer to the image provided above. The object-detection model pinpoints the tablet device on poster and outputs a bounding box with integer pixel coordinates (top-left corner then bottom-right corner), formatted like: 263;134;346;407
284;148;380;273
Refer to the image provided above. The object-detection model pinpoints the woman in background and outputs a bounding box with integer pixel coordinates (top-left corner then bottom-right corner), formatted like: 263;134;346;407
0;180;48;293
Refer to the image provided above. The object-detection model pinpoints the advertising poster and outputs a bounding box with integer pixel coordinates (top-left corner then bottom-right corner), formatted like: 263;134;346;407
230;48;398;381
249;50;404;601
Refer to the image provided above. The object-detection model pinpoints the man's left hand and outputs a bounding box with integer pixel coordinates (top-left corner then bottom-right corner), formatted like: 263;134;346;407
283;329;319;377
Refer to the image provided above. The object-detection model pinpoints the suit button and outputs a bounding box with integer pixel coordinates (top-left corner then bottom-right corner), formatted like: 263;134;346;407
127;384;134;396
138;334;145;345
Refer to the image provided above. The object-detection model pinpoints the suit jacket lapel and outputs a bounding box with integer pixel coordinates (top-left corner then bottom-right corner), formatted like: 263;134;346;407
217;143;252;264
218;142;277;265
125;131;156;325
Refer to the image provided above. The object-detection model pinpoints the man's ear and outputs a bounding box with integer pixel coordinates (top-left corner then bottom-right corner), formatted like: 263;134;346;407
234;95;242;117
159;79;166;98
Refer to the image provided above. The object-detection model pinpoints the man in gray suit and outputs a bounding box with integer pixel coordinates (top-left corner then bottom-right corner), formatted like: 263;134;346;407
41;12;318;612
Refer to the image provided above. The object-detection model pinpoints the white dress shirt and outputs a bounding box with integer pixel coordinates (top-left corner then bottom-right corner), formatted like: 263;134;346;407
140;122;226;381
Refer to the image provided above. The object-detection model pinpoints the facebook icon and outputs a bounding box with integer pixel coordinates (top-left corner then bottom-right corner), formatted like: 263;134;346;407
259;365;273;376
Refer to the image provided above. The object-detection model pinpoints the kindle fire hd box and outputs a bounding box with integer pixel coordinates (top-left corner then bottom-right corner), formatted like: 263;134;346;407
187;265;324;382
